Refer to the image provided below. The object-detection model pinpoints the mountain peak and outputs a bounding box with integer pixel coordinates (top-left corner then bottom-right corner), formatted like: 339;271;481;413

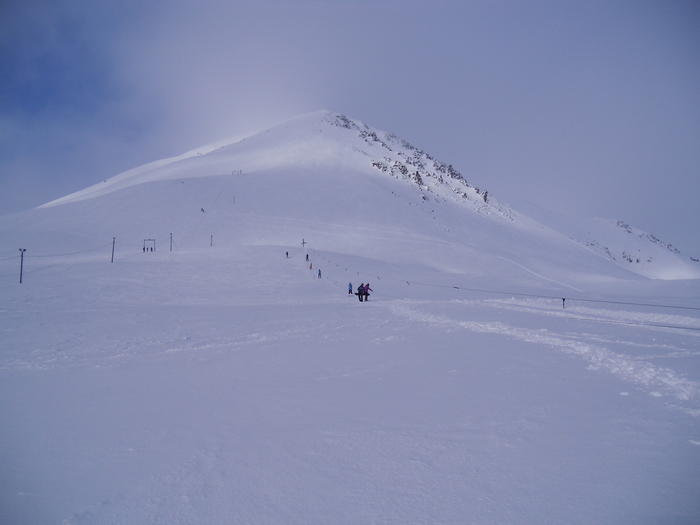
16;111;699;283
41;111;511;221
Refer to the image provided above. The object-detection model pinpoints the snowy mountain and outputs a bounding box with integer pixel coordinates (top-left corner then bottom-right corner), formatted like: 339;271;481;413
1;111;699;524
573;218;700;279
5;110;693;290
515;200;700;280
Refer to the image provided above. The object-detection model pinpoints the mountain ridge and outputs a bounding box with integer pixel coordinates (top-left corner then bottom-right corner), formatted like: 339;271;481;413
5;110;699;282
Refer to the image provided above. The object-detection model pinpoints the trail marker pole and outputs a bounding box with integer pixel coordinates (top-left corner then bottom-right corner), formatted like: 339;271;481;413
19;248;26;283
170;233;173;252
111;237;116;263
211;235;213;247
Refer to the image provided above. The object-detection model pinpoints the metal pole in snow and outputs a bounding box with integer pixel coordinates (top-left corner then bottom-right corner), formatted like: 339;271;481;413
19;248;26;283
170;233;173;252
111;237;115;263
211;235;213;247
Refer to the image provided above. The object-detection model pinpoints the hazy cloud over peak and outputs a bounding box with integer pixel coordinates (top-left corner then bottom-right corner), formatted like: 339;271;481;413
1;0;699;253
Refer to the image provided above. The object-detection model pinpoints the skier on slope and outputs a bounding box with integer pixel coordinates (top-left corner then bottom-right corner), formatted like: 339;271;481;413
363;283;372;302
348;282;353;295
356;283;365;302
318;269;322;279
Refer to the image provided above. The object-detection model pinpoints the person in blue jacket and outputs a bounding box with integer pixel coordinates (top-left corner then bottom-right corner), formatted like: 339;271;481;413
348;282;353;295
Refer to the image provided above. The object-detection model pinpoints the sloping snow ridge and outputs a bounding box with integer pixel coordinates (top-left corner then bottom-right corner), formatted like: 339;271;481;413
576;218;700;279
1;111;699;524
513;200;700;280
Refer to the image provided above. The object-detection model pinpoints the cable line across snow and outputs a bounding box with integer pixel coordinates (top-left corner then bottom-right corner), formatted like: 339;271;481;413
307;248;700;333
25;243;113;258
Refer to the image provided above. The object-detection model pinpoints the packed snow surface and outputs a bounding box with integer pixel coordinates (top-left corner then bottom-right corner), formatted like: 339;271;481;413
1;111;699;524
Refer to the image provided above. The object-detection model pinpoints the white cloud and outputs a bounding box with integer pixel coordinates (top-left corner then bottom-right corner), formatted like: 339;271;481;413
1;0;699;253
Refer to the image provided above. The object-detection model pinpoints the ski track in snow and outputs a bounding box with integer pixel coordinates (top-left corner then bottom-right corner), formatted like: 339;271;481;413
485;297;700;331
494;255;584;292
3;277;699;417
386;299;700;415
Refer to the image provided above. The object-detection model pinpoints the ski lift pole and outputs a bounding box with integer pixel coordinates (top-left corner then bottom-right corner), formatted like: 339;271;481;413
19;248;26;283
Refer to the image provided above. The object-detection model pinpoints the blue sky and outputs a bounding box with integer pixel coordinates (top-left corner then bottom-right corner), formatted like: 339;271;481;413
1;0;699;254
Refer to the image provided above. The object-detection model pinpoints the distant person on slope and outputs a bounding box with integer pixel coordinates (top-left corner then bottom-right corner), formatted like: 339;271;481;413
364;283;372;301
357;283;365;302
318;269;322;279
348;282;353;295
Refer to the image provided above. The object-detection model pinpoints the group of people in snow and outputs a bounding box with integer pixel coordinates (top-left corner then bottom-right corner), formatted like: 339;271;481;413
349;282;372;302
294;252;374;301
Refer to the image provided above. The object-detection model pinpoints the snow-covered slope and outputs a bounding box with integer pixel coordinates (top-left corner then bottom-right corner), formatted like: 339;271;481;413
3;110;676;291
27;110;698;284
1;111;699;524
573;218;699;279
516;200;700;280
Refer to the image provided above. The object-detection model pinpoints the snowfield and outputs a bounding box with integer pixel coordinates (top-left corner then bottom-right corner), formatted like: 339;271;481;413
1;112;699;524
